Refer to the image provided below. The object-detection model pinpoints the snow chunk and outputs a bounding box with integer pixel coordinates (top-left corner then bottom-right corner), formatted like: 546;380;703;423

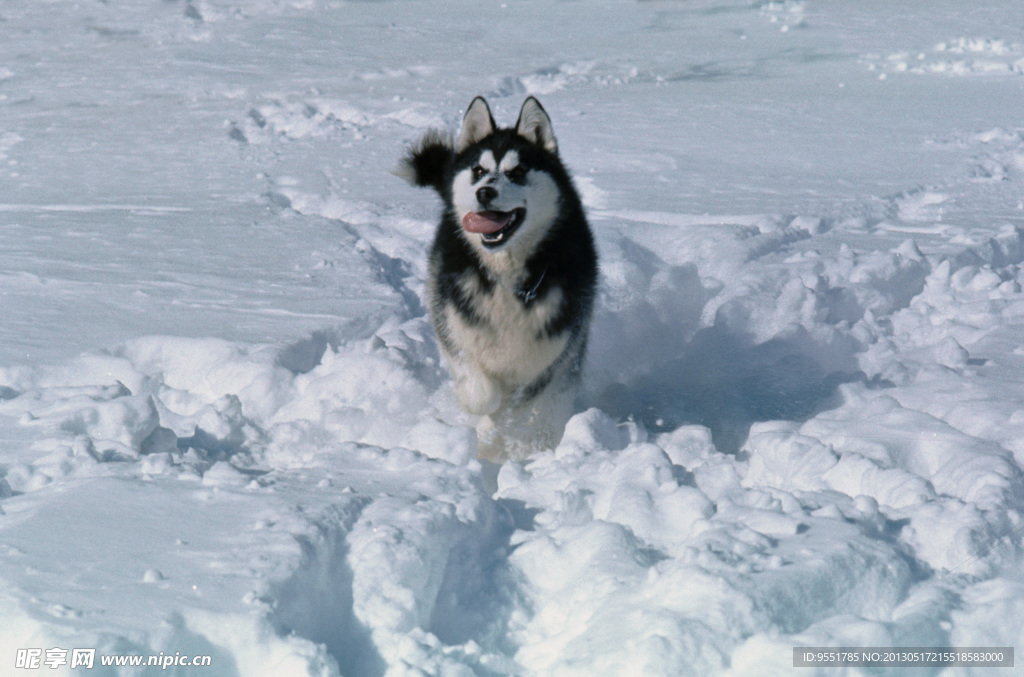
743;426;838;493
934;336;970;368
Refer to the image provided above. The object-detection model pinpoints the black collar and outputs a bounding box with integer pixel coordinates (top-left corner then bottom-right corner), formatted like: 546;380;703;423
514;266;548;306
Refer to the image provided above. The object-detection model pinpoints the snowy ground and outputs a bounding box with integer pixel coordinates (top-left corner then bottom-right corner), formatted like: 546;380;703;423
3;0;1024;675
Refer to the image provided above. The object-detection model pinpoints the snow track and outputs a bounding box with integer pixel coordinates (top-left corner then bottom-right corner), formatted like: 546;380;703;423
3;0;1024;675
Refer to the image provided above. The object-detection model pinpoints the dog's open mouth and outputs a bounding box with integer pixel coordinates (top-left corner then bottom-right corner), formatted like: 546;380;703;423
462;208;526;248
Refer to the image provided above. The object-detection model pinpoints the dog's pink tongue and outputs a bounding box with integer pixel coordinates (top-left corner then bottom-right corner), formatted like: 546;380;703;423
462;210;511;234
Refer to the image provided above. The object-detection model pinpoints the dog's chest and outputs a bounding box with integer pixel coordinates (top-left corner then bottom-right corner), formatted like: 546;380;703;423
444;273;567;384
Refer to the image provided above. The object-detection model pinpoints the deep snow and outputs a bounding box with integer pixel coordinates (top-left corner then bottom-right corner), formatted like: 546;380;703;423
2;0;1024;675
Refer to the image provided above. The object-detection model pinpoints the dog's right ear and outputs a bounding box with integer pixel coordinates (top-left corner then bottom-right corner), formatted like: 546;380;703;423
456;97;496;152
515;97;557;153
394;128;453;195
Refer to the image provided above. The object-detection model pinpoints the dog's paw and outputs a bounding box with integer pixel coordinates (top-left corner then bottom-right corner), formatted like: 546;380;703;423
474;416;506;463
456;371;501;416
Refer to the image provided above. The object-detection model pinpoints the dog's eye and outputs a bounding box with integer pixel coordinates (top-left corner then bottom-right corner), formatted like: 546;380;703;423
471;165;487;182
505;166;527;185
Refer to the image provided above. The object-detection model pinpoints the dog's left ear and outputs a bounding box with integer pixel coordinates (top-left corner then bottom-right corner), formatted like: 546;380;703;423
515;97;557;153
457;97;497;152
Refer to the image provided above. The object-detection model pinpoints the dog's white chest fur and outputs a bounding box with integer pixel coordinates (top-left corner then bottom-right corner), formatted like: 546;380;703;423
444;272;566;388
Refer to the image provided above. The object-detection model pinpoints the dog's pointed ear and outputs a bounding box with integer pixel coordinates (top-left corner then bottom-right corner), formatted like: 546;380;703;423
515;97;557;153
456;97;496;152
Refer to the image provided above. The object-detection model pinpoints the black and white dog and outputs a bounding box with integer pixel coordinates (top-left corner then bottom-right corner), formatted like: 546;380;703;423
398;96;598;461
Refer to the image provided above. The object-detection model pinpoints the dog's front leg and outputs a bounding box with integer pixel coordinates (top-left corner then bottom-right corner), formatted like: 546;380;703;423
452;361;501;416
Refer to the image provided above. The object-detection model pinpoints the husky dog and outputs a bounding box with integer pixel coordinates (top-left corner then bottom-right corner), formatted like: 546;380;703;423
397;96;598;462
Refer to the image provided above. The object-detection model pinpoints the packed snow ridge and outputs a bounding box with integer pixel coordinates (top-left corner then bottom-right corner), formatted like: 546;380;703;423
3;0;1024;675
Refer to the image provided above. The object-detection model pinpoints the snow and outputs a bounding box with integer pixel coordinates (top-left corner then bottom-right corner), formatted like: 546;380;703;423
2;0;1024;674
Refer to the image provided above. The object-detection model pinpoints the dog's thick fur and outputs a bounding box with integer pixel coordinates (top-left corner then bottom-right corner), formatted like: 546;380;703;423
398;96;598;461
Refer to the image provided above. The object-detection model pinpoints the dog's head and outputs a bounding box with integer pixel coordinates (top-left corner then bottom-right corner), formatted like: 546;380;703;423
449;97;563;258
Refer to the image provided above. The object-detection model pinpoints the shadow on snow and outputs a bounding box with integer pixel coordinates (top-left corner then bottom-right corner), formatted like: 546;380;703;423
584;255;875;454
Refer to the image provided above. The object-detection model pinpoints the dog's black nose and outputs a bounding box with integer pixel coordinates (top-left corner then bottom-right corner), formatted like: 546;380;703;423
476;186;497;206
